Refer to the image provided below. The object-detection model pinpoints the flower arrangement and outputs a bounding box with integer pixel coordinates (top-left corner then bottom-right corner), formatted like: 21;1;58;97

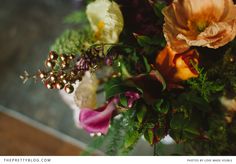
21;0;236;155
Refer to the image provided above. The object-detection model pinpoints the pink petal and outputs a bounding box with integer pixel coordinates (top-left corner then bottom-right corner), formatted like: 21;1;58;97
125;91;141;108
78;99;118;134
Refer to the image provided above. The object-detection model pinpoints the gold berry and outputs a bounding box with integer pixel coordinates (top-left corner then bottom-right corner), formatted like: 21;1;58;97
70;70;77;77
50;75;56;82
230;57;235;63
62;78;68;84
38;71;47;79
61;61;69;69
69;54;75;60
45;82;54;89
60;54;67;61
49;51;58;60
64;84;74;94
45;60;55;68
59;74;66;79
55;83;64;90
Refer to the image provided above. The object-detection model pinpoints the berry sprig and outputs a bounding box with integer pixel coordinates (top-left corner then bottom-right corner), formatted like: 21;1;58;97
21;44;120;94
38;51;79;94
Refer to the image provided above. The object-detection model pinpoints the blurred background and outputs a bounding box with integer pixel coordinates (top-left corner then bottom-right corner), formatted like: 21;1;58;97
0;0;161;155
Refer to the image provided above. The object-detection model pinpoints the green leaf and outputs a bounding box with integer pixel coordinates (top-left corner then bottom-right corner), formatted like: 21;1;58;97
104;78;142;100
124;131;140;149
143;56;151;73
169;129;182;143
159;104;169;114
144;129;154;145
176;92;211;112
120;63;132;78
153;99;164;111
187;70;224;102
153;99;169;114
183;117;201;136
105;77;122;87
119;94;128;107
170;113;186;130
105;85;128;100
135;35;154;47
170;112;201;142
135;34;166;48
153;2;166;22
134;34;165;54
136;103;147;123
150;70;166;91
156;127;166;139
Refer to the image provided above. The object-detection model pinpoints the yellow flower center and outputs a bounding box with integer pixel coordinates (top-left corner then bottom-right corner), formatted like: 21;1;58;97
95;20;105;39
188;19;209;33
195;20;208;32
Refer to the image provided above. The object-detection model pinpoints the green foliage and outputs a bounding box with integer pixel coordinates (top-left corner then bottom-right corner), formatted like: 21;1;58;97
80;135;106;155
114;47;149;76
135;34;166;54
142;55;151;73
207;47;236;92
169;112;201;143
226;118;236;154
136;103;147;123
64;10;89;25
106;118;125;155
173;91;211;113
150;70;166;91
120;111;144;155
184;114;228;155
153;99;168;114
104;77;142;100
82;109;145;155
144;129;155;145
122;130;141;154
187;69;224;102
51;29;92;54
152;1;166;24
207;115;228;155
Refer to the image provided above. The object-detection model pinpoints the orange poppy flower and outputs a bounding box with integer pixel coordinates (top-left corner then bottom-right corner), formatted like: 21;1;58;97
163;0;236;53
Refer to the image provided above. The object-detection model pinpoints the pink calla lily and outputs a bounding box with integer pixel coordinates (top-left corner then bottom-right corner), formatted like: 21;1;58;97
77;91;140;135
79;98;119;135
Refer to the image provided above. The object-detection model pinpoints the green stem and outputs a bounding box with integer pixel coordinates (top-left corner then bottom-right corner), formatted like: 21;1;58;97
154;143;159;156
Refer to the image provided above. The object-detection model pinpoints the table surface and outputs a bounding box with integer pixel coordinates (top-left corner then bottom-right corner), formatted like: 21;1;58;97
0;110;83;155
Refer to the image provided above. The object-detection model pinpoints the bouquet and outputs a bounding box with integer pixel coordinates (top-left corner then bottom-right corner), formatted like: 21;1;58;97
21;0;236;155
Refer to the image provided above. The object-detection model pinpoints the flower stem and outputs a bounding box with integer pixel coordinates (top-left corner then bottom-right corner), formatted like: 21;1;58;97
154;143;159;156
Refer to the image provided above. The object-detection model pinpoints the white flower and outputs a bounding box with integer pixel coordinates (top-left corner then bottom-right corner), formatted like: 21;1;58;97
74;71;98;109
86;0;124;43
